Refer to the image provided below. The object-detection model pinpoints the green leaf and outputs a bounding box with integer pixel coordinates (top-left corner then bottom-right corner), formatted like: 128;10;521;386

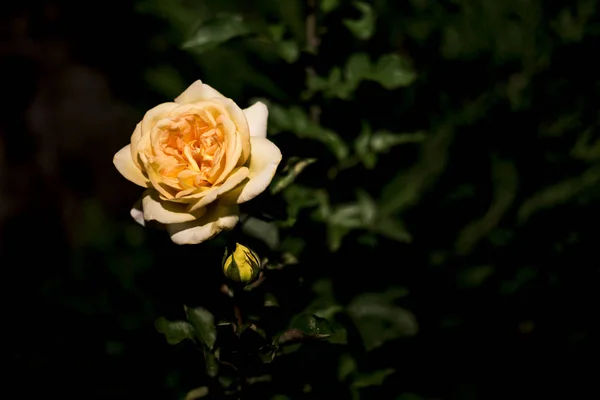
343;2;376;40
267;104;349;161
271;157;317;195
371;54;416;89
338;353;357;382
277;40;300;63
352;368;395;389
356;190;377;227
321;0;340;14
517;166;600;222
182;13;253;54
154;317;195;345
345;53;371;86
370;131;426;152
205;349;220;377
347;292;418;351
571;129;600;162
291;314;336;337
374;218;412;243
241;215;280;250
328;204;364;229
184;306;217;350
185;386;209;400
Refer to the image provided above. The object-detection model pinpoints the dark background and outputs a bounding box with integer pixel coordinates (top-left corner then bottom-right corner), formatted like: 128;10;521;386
2;0;599;399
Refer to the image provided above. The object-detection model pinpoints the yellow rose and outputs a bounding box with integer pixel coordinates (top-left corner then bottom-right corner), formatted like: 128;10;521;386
113;80;282;244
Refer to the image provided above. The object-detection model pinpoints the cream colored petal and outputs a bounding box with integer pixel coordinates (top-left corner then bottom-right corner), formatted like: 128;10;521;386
130;198;145;226
187;166;249;211
221;137;282;204
139;102;179;156
213;118;242;185
167;202;240;245
141;189;207;224
113;144;149;187
174;80;225;104
243;102;268;138
146;164;175;200
211;97;251;166
130;123;143;169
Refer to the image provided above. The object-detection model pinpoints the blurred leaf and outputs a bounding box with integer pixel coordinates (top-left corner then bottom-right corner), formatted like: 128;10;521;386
271;157;317;194
518;166;600;222
338;353;357;382
184;306;217;350
455;158;518;255
155;317;195;345
185;386;209;400
343;2;376;40
329;204;364;229
352;368;395;389
290;314;336;338
276;0;305;44
457;265;495;289
205;349;220;377
278;314;342;345
571;130;600;162
373;218;412;243
321;0;340;14
370;131;426;152
241;215;280;250
276;40;300;63
355;125;377;169
380;125;453;215
347;292;418;351
309;53;416;101
370;54;417;89
345;53;372;86
144;65;187;99
182;13;253;54
356;190;377;227
268;104;349;160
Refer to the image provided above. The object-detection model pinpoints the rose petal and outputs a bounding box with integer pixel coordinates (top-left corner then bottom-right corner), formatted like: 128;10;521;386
175;80;225;104
131;198;145;226
211;97;251;167
187;166;249;211
167;202;240;245
243;102;268;138
141;189;207;224
130;123;143;169
113;144;149;187
140;102;179;139
221;137;282;204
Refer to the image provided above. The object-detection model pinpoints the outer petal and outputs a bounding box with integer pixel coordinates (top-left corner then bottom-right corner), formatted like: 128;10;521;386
167;202;240;245
141;189;207;224
130;123;143;168
140;102;179;139
175;80;225;104
131;198;145;226
113;144;149;187
187;166;249;211
221;137;282;204
211;97;251;167
243;102;268;138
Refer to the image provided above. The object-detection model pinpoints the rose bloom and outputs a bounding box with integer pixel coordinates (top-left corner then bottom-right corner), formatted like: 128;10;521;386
113;80;282;244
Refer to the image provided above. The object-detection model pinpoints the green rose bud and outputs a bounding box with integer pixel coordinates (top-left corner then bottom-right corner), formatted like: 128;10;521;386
223;243;262;285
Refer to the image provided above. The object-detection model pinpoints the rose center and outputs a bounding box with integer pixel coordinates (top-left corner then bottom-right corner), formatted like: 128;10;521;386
158;111;225;187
